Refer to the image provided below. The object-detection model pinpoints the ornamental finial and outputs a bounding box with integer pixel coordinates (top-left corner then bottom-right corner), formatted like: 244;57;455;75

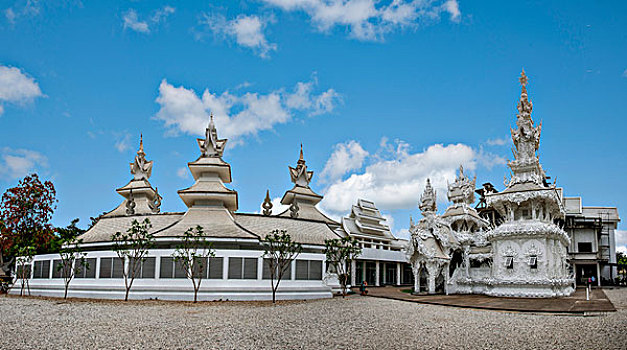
298;143;305;164
519;69;528;87
262;189;273;216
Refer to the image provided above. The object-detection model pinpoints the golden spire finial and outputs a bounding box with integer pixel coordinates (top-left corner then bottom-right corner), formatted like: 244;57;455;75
139;133;144;153
519;69;528;87
299;143;304;162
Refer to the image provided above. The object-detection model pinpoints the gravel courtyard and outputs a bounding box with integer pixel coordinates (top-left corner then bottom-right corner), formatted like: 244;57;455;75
1;289;626;350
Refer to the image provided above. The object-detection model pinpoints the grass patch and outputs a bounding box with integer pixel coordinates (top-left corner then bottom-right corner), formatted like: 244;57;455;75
400;288;414;294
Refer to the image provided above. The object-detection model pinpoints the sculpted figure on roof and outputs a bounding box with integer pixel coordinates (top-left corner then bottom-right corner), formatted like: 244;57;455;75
447;165;476;206
419;178;437;214
197;114;227;158
130;135;153;181
289;144;314;187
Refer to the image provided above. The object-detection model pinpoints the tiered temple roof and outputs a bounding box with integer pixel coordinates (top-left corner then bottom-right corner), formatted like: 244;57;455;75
80;118;342;245
278;145;338;225
105;135;162;217
342;199;395;241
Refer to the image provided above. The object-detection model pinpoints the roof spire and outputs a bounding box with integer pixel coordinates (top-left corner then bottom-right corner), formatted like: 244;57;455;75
197;112;227;158
130;135;153;180
262;189;273;216
298;143;305;165
289;143;314;187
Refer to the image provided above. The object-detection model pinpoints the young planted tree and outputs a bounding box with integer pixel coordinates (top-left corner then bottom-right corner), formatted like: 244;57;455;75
15;245;36;296
112;218;155;301
262;230;302;303
324;236;362;298
56;236;87;299
172;226;214;303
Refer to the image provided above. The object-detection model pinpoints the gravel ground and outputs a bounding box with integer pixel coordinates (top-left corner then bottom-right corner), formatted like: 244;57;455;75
1;289;626;350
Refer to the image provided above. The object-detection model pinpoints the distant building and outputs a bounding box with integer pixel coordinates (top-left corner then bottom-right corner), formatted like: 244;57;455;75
341;199;411;287
562;196;620;286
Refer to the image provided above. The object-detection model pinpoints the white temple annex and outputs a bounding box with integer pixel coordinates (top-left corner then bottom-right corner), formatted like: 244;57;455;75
12;71;620;300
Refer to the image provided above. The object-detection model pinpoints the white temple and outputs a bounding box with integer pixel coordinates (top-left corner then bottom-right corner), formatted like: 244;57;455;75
406;71;579;297
13;71;620;300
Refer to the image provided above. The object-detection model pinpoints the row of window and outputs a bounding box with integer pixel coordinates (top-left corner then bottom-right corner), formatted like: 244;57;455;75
504;256;538;269
30;257;323;281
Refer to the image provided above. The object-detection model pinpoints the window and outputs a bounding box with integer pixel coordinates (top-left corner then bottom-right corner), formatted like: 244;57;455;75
208;257;223;279
190;257;208;279
99;257;124;278
131;257;156;279
528;256;538;269
263;258;292;280
33;260;51;279
470;260;483;268
578;242;593;253
504;257;514;269
159;257;187;279
295;260;323;280
75;258;97;278
228;257;258;279
52;259;70;279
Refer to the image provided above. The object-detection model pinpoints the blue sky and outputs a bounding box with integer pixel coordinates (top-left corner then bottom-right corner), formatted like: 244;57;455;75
0;1;626;250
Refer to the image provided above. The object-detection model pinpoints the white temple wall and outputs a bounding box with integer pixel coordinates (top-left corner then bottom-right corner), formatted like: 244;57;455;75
10;250;333;301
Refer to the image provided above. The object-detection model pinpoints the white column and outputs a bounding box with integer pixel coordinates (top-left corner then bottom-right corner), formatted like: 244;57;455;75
154;256;161;279
222;256;229;280
351;260;357;286
396;262;401;286
596;263;601;287
375;261;380;286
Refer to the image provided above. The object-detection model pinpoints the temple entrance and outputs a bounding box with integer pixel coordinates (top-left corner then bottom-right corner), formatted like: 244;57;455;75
365;262;377;285
435;272;445;293
575;264;598;286
449;250;463;278
381;263;397;285
418;269;429;293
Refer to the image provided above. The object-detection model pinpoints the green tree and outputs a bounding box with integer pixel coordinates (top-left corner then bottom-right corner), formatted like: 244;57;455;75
0;174;57;259
56;235;87;299
172;226;214;303
262;230;302;303
15;245;36;297
112;218;155;301
325;236;362;298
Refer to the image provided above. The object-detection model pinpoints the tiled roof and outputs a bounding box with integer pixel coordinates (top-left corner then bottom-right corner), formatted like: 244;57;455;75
235;213;341;245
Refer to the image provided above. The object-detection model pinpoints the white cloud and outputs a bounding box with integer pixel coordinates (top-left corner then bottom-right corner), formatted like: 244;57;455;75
623;69;627;78
319;139;478;216
442;0;461;22
176;167;189;179
261;0;461;41
486;137;509;146
285;79;342;115
202;14;277;58
113;132;132;153
0;65;43;115
154;77;340;144
123;6;175;34
152;6;175;23
616;230;627;253
0;147;48;179
123;9;149;33
320;140;369;183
